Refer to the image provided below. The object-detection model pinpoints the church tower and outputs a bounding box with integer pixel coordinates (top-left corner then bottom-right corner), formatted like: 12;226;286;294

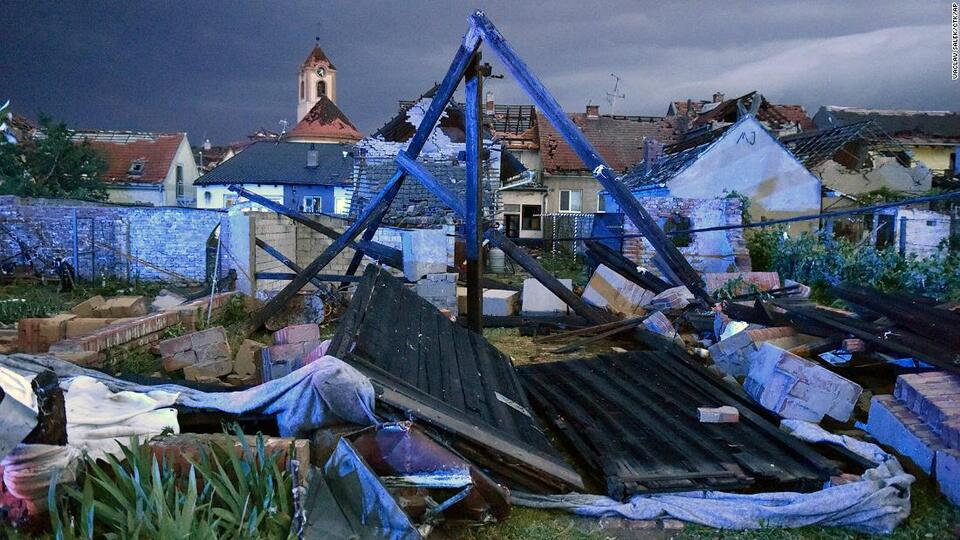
297;39;337;122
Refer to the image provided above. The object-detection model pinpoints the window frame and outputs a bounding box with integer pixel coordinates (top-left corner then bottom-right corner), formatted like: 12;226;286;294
520;204;542;231
558;189;582;213
301;195;323;214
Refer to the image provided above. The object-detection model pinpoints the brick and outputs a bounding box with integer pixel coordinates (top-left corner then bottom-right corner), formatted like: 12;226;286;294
64;318;115;338
69;295;105;317
158;333;194;357
866;395;943;474
183;358;232;380
196;341;231;364
190;326;228;350
163;349;198;372
94;296;148;318
697;406;739;423
272;323;320;345
233;339;264;378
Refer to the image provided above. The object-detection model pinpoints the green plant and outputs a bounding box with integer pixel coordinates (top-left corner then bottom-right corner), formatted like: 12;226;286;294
101;346;158;376
48;427;295;539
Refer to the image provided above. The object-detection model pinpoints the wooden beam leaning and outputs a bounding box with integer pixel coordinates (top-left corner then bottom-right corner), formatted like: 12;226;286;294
464;54;484;332
469;10;711;304
339;28;485;287
229;185;402;269
254;272;362;283
245;31;483;331
398;150;612;326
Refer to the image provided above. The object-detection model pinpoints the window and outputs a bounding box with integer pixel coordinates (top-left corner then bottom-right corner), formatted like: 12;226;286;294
302;196;322;214
316;80;326;99
175;165;184;197
663;213;693;248
223;194;238;208
300;80;305;100
597;194;606;213
559;189;582;213
203;191;211;203
334;197;350;215
128;159;145;176
521;204;541;231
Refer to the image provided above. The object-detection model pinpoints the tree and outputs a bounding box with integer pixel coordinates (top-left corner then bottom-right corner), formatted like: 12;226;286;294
0;115;108;200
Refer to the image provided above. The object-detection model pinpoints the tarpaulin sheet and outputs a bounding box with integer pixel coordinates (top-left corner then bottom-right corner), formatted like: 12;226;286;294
512;421;914;534
0;352;375;438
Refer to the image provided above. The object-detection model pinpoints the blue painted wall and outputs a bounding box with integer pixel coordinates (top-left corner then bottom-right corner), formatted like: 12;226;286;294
284;185;338;214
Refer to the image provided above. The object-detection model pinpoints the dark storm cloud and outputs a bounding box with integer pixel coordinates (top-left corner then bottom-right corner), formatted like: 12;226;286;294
0;1;954;144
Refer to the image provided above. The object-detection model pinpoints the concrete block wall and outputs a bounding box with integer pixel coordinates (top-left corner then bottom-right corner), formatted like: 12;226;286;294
622;196;750;274
893;208;953;258
245;211;455;294
0;196;222;282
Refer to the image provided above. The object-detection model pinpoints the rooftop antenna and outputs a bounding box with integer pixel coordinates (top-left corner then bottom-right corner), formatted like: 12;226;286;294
277;119;288;144
605;73;625;116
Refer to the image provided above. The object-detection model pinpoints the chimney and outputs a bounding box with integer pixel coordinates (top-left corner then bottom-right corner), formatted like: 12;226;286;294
485;91;495;115
712;92;725;103
586;104;600;119
306;143;319;168
642;138;664;175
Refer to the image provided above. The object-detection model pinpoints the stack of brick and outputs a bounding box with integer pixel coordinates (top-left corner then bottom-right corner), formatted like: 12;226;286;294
91;296;148;318
867;372;960;505
260;323;323;382
159;326;232;382
744;343;862;423
415;273;458;314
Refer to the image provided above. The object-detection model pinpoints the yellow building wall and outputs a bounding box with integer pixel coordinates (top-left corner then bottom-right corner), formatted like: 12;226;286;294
910;146;954;172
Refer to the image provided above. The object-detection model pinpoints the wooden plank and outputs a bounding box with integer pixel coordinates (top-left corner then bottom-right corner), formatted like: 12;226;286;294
537;316;645;343
549;319;645;354
584;239;670;293
470;11;711;304
464;54;484;333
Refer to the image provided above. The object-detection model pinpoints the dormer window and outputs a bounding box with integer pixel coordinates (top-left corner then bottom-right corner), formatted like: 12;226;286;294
128;159;145;176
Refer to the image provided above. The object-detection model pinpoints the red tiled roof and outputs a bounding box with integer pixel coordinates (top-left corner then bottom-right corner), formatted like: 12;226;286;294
537;112;677;174
770;104;815;131
74;131;185;185
288;96;362;143
302;43;336;71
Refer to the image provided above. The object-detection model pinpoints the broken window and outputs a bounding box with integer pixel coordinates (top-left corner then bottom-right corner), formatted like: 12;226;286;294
128;159;145;176
559;189;582;213
521;204;541;230
663;213;693;248
302;196;322;214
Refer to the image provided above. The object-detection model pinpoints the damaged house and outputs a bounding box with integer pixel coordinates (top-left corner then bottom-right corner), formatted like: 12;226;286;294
666;91;815;139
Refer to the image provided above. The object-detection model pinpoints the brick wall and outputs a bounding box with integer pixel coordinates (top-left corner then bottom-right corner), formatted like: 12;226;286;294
0;196;222;282
622;196;750;274
893;208;953;258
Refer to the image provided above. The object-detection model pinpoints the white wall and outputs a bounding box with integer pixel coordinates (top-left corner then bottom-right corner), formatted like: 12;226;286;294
162;137;200;206
668;116;821;230
196;184;284;210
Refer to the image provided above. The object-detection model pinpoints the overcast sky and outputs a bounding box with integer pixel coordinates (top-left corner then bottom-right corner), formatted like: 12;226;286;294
1;1;956;145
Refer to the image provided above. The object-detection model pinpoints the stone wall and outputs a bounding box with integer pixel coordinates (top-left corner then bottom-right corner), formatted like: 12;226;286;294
622;196;750;274
0;196;222;282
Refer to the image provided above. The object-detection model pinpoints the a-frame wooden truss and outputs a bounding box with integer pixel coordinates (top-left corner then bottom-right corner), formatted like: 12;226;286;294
232;10;711;333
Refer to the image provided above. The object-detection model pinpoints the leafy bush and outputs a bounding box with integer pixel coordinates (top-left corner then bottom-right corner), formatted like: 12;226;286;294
48;427;294;539
746;228;960;303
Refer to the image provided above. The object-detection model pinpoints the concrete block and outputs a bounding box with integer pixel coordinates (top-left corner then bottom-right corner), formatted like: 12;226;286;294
272;323;321;345
582;264;654;317
936;449;960;506
184;357;233;380
642;311;676;338
744;343;862;423
196;341;231;364
649;286;692;310
69;295;105;317
234;339;264;378
697;406;739;423
866;395;943;474
190;326;228;350
482;289;519;316
521;278;572;315
95;296;148;318
708;326;797;378
402;228;448;281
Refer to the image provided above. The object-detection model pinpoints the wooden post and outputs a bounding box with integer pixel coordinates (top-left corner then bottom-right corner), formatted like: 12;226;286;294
464;54;483;332
899;216;908;256
71;209;79;279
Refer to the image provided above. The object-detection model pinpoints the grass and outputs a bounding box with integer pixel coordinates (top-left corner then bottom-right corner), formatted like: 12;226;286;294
0;278;167;324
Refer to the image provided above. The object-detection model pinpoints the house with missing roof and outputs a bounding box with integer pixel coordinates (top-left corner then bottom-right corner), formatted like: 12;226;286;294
605;115;822;233
72;130;199;207
194;141;355;214
813;107;960;185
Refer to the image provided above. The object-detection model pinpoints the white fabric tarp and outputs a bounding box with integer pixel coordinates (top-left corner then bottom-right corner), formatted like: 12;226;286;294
512;421;914;534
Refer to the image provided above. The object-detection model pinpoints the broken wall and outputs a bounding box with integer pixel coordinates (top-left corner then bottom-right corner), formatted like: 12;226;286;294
622;196;750;274
0;196;222;281
892;208;953;258
814;157;932;196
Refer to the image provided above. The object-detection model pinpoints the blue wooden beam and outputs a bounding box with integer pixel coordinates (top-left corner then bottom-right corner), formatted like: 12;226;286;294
228;185;402;269
469;10;712;304
255;272;363;283
464;54;484;332
395;152;466;216
254;237;327;289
